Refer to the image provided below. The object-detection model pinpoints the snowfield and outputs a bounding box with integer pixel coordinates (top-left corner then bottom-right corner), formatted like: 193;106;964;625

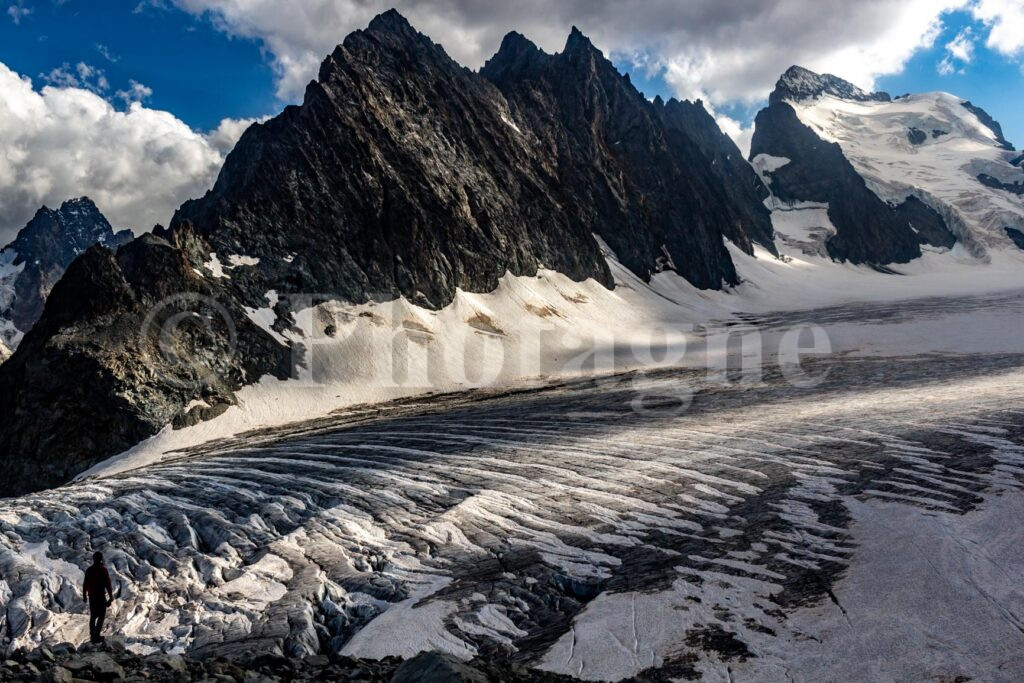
788;90;1024;254
2;308;1024;678
77;234;1024;481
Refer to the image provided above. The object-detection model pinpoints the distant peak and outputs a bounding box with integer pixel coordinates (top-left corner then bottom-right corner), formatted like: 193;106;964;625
498;31;537;53
480;30;546;83
771;65;890;105
564;26;599;55
59;197;99;212
367;8;413;34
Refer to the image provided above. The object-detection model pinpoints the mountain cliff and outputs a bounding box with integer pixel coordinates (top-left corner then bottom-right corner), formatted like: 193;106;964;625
0;198;132;349
480;28;774;284
753;65;1022;261
0;11;775;496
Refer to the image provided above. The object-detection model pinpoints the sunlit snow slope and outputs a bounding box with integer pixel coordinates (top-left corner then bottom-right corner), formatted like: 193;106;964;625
782;82;1023;255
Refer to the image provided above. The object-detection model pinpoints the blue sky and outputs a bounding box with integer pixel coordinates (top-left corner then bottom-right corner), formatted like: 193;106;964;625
2;1;1020;141
877;9;1023;147
0;0;277;130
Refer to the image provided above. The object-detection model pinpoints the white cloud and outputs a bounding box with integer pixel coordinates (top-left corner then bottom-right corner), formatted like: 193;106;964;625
96;44;119;63
947;28;975;62
6;1;30;25
715;114;755;159
115;79;154;104
168;0;971;107
41;62;111;93
972;0;1024;56
937;27;974;75
0;61;229;244
204;115;270;155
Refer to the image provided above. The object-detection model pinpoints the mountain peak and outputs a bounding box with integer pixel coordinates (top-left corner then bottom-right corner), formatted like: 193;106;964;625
497;30;537;55
60;196;98;209
1;197;132;348
481;31;545;82
564;26;599;55
367;8;414;35
322;9;447;92
771;65;890;105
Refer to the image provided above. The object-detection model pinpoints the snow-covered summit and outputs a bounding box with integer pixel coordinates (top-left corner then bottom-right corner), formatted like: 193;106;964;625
766;66;1023;256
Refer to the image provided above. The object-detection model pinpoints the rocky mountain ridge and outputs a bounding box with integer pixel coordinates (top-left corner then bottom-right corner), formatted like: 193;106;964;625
0;197;132;349
769;65;891;105
0;11;775;495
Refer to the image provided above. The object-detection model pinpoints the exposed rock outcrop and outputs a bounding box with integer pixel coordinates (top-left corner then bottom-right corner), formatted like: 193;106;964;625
1005;227;1024;250
750;100;924;264
961;100;1015;151
893;196;957;249
769;65;891;105
480;29;774;283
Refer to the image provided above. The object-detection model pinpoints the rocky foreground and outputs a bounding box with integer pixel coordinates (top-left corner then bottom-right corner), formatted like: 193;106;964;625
0;642;574;682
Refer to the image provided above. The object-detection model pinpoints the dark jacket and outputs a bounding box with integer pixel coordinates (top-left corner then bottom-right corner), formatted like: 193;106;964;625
83;564;112;602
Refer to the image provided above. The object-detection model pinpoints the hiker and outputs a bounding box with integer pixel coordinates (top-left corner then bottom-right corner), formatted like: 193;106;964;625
82;551;114;644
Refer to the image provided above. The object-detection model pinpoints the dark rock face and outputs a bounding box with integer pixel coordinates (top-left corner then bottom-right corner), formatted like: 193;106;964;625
750;101;924;264
175;13;615;309
978;173;1024;195
0;11;773;495
893;196;956;249
769;65;891;105
907;127;927;145
0;228;291;496
480;30;773;283
1011;154;1024;167
961;101;1015;151
656;97;776;253
1005;227;1024;250
0;198;132;345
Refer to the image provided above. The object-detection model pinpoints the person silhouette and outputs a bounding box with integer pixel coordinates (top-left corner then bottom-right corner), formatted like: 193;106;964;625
82;551;113;644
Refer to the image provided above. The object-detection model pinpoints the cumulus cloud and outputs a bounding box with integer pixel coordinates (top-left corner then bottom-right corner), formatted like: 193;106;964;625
0;61;230;244
972;0;1024;56
204;115;269;155
169;0;973;108
938;27;975;74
